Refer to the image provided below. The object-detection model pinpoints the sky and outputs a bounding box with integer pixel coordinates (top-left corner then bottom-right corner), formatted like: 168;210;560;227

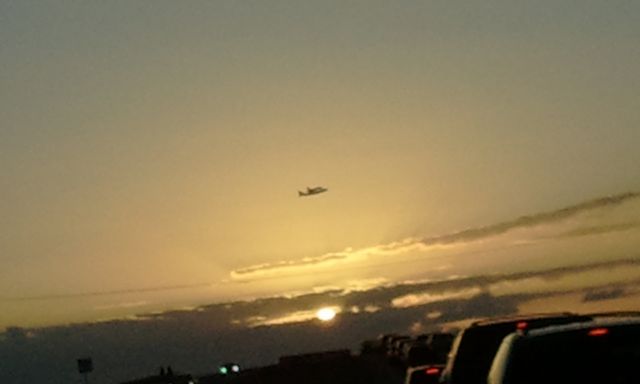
1;1;640;381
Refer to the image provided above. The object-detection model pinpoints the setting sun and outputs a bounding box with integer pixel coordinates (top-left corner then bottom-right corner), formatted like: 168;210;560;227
316;307;337;322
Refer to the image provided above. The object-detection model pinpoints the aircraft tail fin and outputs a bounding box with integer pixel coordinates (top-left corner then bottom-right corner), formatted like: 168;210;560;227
298;191;304;197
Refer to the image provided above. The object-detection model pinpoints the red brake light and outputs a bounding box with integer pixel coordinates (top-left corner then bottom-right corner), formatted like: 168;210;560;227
516;321;528;330
426;367;440;375
588;328;609;337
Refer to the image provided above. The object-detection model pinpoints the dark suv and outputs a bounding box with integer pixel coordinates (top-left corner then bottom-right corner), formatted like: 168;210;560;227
487;317;640;384
439;313;593;384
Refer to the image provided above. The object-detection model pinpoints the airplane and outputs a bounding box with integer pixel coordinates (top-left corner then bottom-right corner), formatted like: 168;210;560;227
298;186;328;197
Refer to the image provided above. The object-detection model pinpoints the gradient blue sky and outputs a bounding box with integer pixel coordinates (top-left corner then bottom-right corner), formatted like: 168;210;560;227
2;1;640;328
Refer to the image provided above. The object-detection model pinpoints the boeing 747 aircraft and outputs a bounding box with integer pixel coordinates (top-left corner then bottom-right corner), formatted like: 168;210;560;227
298;186;328;197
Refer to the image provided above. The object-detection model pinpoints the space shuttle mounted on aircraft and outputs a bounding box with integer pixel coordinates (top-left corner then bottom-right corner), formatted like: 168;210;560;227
298;186;328;197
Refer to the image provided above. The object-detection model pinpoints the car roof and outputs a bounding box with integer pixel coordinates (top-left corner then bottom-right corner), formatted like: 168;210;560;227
469;312;583;327
523;316;640;338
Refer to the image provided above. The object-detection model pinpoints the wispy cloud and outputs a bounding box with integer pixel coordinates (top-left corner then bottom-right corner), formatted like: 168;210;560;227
231;252;350;277
93;301;149;311
245;306;342;327
230;238;429;280
582;287;633;302
1;283;213;302
420;192;639;245
387;258;640;309
231;192;640;280
553;222;640;239
391;287;483;308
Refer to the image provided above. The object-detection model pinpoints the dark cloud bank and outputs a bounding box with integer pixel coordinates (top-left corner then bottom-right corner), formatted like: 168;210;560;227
2;258;639;384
